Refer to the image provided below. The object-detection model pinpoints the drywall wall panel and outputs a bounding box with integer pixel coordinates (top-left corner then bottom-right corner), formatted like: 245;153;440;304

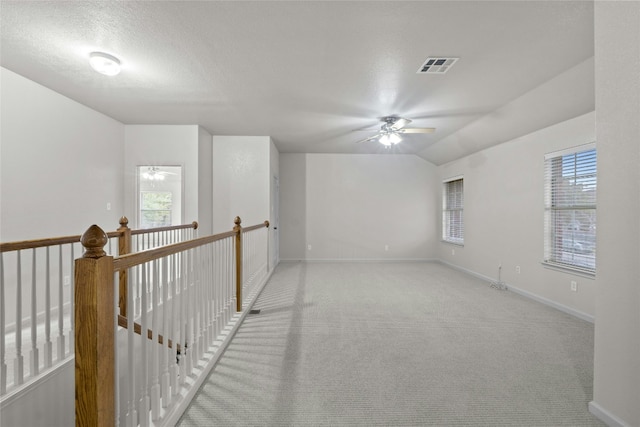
124;125;199;228
591;2;640;426
302;154;436;260
198;127;213;235
436;112;596;318
212;136;270;233
279;153;307;260
0;67;125;240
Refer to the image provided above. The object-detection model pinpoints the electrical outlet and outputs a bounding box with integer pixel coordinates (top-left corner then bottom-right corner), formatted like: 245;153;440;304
106;202;111;211
516;266;521;274
384;245;389;251
571;281;577;292
452;248;455;255
307;244;312;251
64;275;71;286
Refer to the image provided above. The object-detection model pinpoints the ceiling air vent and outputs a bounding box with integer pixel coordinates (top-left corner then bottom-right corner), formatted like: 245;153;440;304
417;57;459;74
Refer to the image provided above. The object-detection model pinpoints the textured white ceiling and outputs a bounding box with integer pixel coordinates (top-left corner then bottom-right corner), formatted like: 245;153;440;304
0;1;595;165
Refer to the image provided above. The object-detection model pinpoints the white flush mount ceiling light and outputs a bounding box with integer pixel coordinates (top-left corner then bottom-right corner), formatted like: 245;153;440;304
89;52;121;76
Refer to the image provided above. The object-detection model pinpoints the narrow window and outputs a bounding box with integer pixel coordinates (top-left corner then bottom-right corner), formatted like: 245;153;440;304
543;144;596;274
137;165;182;228
140;191;173;228
443;177;464;244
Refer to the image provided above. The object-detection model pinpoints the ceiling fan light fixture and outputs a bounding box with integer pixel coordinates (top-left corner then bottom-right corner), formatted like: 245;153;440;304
89;51;121;76
379;132;401;146
143;167;166;180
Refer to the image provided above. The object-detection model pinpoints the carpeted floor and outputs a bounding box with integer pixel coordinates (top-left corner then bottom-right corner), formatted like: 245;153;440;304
178;261;604;426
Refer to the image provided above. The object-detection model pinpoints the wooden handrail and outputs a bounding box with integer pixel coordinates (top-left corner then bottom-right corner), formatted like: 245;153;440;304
243;220;270;233
113;230;237;272
1;234;84;252
130;220;198;236
0;217;199;253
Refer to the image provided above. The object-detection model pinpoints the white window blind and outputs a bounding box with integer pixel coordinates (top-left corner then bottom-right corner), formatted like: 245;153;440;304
443;177;464;244
543;145;596;274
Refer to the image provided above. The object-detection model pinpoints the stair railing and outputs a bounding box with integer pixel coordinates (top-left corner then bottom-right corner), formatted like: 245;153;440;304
0;218;198;397
74;217;270;427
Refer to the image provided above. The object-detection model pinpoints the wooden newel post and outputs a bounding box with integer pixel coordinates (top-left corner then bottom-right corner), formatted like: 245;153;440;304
117;216;131;317
233;216;243;312
75;225;115;427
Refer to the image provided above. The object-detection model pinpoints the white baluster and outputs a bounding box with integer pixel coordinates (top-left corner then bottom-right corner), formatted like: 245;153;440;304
179;251;187;386
56;245;65;362
185;250;194;375
229;237;234;324
150;260;161;420
161;257;170;408
30;249;39;377
170;253;179;398
139;263;150;427
126;265;137;427
14;251;24;386
68;244;74;353
1;253;7;394
195;246;204;361
43;247;52;368
205;243;214;347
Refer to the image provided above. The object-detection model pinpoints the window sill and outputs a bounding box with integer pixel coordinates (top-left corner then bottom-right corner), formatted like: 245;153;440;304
541;261;595;279
441;240;464;247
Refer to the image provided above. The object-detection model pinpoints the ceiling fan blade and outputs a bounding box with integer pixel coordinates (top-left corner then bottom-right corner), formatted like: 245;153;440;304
355;133;382;144
399;127;436;134
389;117;411;130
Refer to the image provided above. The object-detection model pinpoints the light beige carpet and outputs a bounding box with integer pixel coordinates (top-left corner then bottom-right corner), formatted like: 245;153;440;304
178;261;604;426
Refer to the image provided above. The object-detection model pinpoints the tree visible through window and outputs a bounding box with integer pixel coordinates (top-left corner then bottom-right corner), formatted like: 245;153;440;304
443;177;464;244
140;191;172;228
544;145;596;273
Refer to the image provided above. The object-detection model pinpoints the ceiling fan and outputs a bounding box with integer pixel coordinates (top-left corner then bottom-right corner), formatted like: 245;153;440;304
141;166;176;181
355;116;435;146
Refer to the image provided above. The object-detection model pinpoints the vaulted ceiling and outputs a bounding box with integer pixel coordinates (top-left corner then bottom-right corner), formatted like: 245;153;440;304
0;1;595;165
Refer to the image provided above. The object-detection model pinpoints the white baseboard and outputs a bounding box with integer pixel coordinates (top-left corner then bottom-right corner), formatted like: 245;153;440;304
280;258;436;263
589;401;631;427
436;259;595;323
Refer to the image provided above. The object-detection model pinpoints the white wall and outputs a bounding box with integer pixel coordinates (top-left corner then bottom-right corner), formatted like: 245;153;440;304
279;154;307;260
198;127;213;235
591;2;640;426
0;67;125;240
436;112;596;319
211;136;272;233
124;125;200;228
0;67;125;427
280;153;437;261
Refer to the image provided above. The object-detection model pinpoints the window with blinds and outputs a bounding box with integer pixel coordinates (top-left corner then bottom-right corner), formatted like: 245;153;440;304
443;177;464;244
543;144;596;274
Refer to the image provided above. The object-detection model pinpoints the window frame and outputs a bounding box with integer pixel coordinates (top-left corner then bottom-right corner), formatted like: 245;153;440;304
442;176;464;245
543;143;596;276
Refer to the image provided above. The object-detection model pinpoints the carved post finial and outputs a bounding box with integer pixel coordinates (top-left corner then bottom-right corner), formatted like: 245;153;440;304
80;225;108;258
234;216;242;227
119;216;129;229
